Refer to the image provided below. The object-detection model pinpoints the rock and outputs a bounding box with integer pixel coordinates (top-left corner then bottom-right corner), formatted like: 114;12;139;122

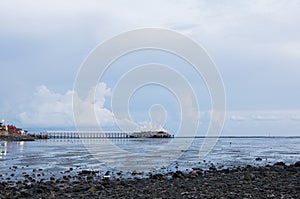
192;167;202;171
20;190;32;197
294;161;300;167
189;172;198;178
151;173;163;179
88;187;97;192
274;162;285;166
244;173;255;181
181;192;189;196
209;166;217;171
79;170;92;175
255;157;262;161
117;171;122;176
131;170;138;175
172;171;183;179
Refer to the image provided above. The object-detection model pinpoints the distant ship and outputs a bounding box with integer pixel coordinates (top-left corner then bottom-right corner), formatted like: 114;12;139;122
129;130;172;138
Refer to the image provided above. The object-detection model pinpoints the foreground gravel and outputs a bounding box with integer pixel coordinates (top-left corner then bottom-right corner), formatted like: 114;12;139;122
1;162;300;199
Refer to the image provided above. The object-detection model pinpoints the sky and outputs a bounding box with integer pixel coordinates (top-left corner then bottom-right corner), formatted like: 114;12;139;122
0;0;300;136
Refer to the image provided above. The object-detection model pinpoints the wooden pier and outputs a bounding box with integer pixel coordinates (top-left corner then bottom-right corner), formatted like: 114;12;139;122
37;130;172;139
43;131;130;139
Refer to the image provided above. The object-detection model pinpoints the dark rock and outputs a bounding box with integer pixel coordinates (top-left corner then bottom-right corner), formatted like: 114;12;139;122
244;173;255;181
79;170;92;175
274;162;285;166
131;170;138;175
172;171;183;179
209;166;217;171
20;190;32;197
189;172;198;178
255;157;262;161
294;161;300;167
117;171;122;176
192;167;202;171
151;173;163;179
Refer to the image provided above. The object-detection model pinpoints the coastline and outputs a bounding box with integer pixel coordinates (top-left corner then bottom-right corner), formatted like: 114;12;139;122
1;162;299;198
0;134;35;142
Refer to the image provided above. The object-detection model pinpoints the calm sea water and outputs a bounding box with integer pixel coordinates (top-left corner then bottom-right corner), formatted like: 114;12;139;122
1;137;300;181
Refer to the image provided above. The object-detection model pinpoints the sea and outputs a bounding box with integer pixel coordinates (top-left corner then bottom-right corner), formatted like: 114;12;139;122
1;137;300;181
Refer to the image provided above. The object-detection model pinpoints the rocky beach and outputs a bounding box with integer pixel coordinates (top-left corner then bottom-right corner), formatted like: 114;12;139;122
1;162;300;199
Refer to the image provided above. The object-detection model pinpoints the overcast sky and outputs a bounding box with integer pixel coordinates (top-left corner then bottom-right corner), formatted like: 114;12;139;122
0;0;300;135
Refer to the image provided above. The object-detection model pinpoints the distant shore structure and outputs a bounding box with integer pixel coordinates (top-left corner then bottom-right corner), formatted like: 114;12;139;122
129;131;172;138
0;121;27;135
0;122;33;141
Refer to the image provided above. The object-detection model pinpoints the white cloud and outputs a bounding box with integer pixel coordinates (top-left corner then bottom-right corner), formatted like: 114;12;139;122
18;83;114;128
17;83;170;130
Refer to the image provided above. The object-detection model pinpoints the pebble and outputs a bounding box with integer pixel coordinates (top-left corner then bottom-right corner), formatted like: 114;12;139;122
0;163;300;198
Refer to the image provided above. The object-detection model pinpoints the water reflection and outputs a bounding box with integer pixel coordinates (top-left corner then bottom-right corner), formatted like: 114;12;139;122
0;141;7;157
20;141;24;153
0;141;26;158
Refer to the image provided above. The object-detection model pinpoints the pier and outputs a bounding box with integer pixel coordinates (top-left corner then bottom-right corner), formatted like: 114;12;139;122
42;131;130;139
37;130;171;139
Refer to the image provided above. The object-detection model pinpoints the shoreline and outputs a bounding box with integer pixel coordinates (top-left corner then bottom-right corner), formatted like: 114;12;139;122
0;134;35;142
1;162;300;198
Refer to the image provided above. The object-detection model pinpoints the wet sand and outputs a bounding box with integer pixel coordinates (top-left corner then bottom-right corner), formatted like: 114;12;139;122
1;161;300;198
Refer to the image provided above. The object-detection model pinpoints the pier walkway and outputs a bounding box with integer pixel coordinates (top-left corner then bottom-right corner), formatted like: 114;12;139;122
39;131;130;139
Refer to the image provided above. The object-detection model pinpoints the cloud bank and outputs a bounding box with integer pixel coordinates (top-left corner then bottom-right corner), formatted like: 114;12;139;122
15;84;300;136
